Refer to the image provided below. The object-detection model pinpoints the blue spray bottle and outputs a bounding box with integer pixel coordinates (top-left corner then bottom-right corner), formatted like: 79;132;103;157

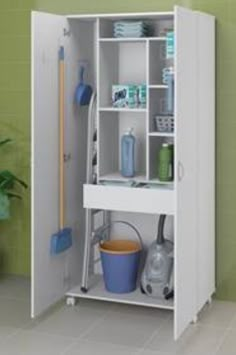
121;128;135;178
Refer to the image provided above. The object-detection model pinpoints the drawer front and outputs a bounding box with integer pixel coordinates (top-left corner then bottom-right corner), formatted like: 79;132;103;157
84;185;175;215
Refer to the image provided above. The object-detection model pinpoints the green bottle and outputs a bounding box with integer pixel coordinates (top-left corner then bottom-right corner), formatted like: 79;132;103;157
158;143;174;182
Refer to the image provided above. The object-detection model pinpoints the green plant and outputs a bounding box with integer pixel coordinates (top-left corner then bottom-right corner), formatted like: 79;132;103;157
0;138;28;220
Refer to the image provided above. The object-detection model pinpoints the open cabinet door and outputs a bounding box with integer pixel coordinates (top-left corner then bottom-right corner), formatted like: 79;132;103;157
174;6;198;339
31;11;75;317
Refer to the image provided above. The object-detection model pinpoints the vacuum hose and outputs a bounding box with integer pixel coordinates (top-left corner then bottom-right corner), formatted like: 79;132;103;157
156;215;166;245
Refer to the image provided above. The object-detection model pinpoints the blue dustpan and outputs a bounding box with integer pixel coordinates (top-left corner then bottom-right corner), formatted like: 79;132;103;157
75;66;93;106
50;228;72;255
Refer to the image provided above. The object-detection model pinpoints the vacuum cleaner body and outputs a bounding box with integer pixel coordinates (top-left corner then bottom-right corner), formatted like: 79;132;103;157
141;215;174;299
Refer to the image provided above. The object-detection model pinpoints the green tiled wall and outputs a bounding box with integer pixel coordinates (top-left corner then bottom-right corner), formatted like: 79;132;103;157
0;0;31;276
0;0;235;301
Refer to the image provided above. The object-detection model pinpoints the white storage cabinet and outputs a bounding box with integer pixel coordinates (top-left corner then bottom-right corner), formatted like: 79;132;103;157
31;6;215;340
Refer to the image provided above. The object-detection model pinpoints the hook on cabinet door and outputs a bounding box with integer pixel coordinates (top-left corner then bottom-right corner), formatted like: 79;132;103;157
63;28;71;37
64;153;71;162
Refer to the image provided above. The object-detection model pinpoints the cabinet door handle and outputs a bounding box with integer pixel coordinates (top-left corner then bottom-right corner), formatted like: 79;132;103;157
178;161;184;181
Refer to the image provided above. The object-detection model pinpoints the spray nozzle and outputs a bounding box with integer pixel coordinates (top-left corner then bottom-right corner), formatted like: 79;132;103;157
125;127;134;135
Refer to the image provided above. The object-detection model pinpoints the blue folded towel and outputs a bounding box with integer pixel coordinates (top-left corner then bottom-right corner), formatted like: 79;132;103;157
113;20;150;38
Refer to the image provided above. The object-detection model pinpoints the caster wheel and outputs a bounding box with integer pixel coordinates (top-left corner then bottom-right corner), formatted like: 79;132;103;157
140;285;146;294
81;287;88;293
207;297;212;305
66;297;76;306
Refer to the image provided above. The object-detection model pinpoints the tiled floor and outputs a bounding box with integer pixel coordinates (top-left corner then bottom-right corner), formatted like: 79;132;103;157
0;276;236;354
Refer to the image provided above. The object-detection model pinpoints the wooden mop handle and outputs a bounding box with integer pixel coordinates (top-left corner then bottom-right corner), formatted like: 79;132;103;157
59;46;65;230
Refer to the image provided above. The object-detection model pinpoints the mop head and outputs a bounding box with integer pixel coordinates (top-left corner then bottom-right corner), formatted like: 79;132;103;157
50;228;72;255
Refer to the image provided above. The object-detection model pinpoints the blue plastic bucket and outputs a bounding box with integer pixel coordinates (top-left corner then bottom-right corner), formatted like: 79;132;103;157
100;239;141;293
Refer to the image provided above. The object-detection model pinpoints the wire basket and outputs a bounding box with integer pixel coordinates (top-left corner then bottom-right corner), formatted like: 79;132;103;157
154;115;174;133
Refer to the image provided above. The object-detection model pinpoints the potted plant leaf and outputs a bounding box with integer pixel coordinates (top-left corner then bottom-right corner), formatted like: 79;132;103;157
0;139;28;220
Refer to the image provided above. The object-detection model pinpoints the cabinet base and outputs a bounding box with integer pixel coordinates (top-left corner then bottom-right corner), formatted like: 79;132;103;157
67;275;174;310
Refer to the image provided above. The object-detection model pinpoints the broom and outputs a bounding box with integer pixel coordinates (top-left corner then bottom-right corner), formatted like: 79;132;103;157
50;46;72;255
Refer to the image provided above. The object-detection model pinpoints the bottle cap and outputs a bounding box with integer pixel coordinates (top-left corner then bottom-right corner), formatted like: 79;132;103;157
125;128;134;135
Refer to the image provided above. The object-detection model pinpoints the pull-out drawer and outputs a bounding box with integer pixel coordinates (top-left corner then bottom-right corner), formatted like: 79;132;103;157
84;184;175;215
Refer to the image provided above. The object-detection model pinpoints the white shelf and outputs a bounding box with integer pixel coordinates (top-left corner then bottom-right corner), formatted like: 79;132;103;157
149;84;168;89
149;178;174;185
98;172;174;187
67;275;174;311
67;12;174;20
148;37;167;41
99;107;147;113
84;183;175;214
99;172;147;183
149;132;175;137
99;36;167;43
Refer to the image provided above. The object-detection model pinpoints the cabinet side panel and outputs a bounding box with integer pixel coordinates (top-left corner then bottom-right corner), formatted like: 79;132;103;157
174;6;198;340
196;13;215;312
31;11;68;317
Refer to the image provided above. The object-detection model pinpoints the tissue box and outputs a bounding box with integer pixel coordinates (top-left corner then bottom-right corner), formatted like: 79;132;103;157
166;31;174;59
112;85;137;108
137;84;146;108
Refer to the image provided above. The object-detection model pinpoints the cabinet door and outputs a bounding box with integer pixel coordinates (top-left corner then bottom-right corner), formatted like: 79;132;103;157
31;11;78;317
174;6;198;339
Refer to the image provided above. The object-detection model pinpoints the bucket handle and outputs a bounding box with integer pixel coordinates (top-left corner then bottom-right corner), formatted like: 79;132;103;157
98;220;143;249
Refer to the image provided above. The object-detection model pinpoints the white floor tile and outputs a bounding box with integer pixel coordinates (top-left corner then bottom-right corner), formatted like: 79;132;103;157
154;317;174;338
0;298;30;328
143;326;191;354
144;324;225;355
0;330;74;355
64;339;138;355
181;325;225;355
139;350;168;355
227;312;236;329
2;277;236;355
0;326;19;343
112;303;172;320
216;329;236;355
83;306;167;349
0;276;30;301
28;301;111;338
198;300;236;327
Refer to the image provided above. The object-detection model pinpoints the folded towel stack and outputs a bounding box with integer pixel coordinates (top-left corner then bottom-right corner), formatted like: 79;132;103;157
113;20;150;38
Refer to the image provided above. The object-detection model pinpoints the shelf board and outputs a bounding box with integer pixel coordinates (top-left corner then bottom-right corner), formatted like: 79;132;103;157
99;172;174;188
99;36;167;43
149;178;174;185
149;85;168;89
149;132;175;137
67;12;174;20
99;107;147;113
67;274;174;311
99;172;147;183
148;37;167;41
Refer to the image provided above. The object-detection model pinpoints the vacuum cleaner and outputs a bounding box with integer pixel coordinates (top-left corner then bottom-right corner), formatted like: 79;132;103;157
140;215;174;300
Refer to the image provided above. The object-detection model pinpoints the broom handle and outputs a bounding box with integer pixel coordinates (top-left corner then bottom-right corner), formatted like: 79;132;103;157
59;47;65;230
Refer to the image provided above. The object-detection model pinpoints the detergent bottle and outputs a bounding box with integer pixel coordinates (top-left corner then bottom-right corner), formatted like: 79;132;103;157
158;143;173;181
121;128;135;177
